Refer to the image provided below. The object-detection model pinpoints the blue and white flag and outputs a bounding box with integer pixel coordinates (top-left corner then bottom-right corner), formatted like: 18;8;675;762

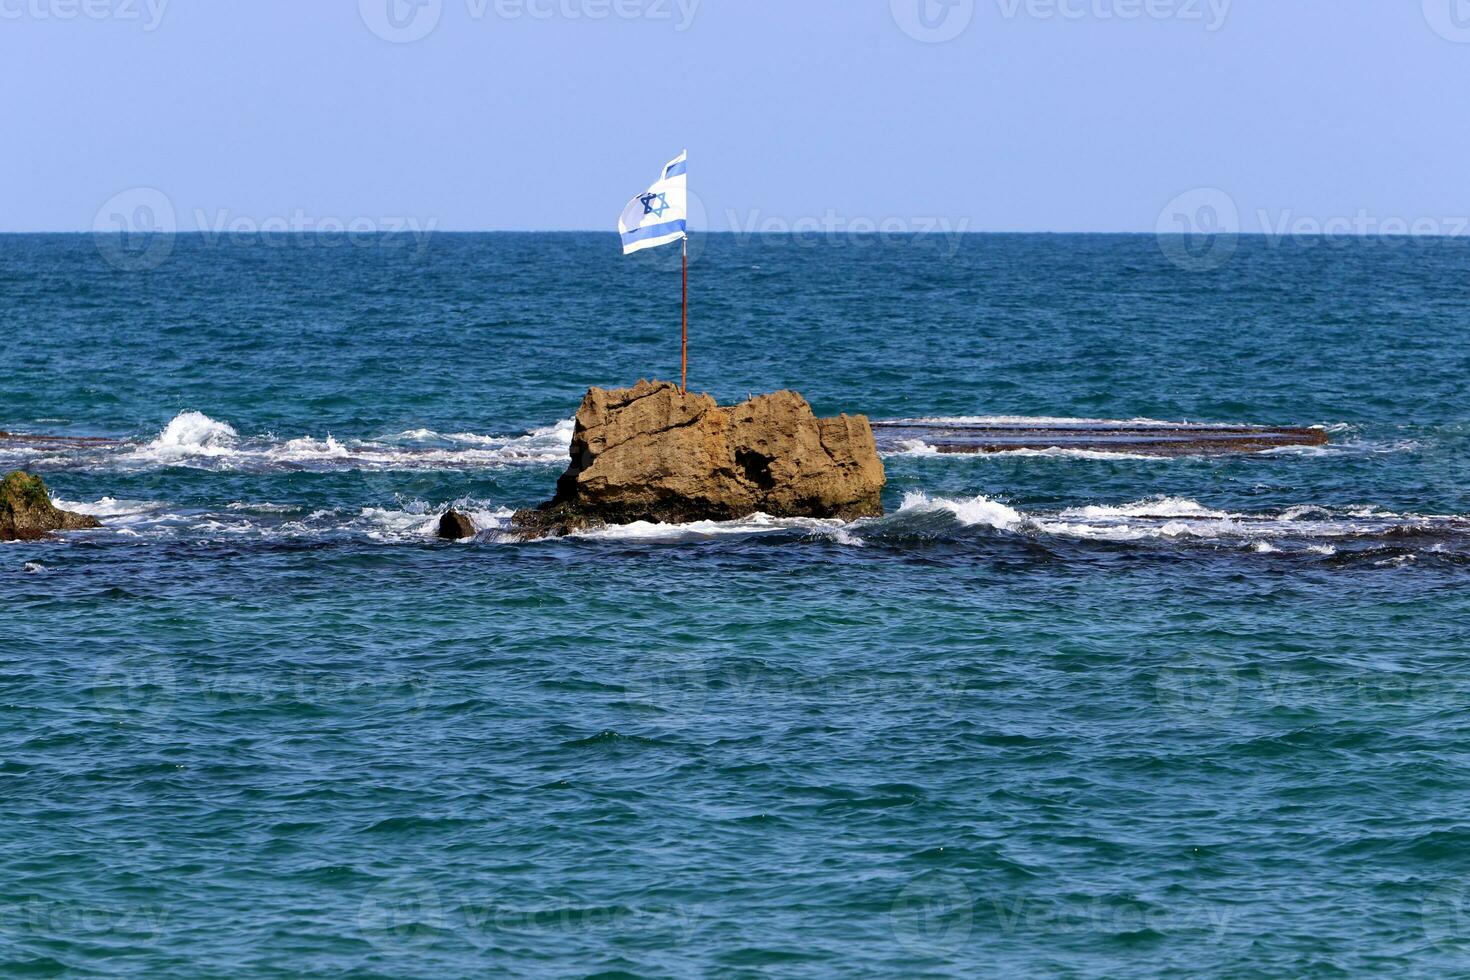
619;150;687;255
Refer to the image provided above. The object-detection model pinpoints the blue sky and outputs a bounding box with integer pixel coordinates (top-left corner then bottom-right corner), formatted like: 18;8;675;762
3;0;1468;232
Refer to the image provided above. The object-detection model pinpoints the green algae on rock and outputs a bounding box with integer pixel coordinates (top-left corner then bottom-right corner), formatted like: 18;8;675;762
1;471;102;541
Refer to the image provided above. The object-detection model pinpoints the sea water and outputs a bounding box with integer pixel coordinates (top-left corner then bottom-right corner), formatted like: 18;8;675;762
3;232;1469;976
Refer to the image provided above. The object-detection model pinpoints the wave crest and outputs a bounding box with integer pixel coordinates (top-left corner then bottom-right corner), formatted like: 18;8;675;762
140;411;240;458
31;412;576;473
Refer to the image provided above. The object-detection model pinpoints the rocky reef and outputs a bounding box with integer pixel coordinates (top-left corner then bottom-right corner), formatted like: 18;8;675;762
513;381;885;538
438;510;477;541
1;471;101;541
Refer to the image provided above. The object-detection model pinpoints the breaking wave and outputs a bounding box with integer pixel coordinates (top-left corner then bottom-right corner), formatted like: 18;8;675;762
51;495;515;545
569;513;862;546
143;411;241;458
886;492;1465;555
32;490;1470;563
6;412;575;473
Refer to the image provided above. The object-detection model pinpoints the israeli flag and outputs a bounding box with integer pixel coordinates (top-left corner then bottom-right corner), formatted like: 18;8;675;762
619;151;688;255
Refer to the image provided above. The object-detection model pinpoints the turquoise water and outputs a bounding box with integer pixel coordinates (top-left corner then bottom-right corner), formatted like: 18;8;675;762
4;232;1470;977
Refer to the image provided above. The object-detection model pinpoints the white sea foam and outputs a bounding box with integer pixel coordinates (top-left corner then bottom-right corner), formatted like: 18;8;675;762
52;496;170;522
568;512;849;544
882;442;1163;461
392;419;574;453
35;485;1469;558
225;502;302;514
896;491;1027;531
50;494;515;545
1260;438;1418;458
888;439;940;457
138;411;240;458
969;447;1164;462
0;446;45;464
353;502;513;543
885;492;1464;551
64;412;578;473
272;435;350;460
1059;497;1231;520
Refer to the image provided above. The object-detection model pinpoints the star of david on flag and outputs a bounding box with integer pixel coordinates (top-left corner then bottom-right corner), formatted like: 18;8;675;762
619;151;687;255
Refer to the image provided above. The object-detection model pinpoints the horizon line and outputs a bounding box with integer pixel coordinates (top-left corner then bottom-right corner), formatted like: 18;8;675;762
6;229;1470;239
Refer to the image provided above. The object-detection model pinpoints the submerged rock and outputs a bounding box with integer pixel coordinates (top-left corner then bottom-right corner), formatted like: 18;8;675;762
513;380;885;538
438;510;477;541
1;471;102;541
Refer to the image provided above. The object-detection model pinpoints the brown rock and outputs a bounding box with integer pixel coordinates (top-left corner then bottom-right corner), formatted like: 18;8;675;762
513;380;885;537
1;471;102;541
437;509;477;541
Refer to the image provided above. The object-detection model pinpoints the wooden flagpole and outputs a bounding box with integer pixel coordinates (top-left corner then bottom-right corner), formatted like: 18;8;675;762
681;236;689;394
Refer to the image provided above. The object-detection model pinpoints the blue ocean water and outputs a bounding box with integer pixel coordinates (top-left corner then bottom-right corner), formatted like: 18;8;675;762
3;232;1470;977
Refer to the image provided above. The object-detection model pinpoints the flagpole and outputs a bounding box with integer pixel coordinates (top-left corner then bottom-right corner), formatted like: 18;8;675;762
681;235;688;394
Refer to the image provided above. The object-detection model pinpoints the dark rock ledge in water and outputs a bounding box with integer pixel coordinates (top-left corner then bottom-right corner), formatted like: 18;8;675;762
438;510;477;540
870;420;1330;456
1;471;101;541
0;431;121;450
512;380;886;538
